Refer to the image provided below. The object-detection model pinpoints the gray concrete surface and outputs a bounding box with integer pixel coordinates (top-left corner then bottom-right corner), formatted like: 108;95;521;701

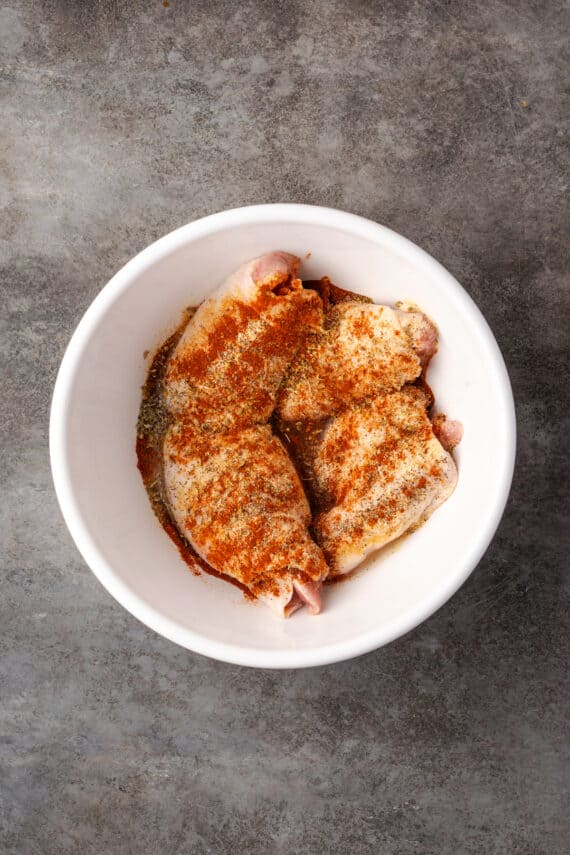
2;1;569;852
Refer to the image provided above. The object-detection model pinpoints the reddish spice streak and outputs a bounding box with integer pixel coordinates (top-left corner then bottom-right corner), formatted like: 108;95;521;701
166;277;322;440
350;311;375;338
171;425;324;598
135;311;253;598
280;292;420;420
167;277;306;385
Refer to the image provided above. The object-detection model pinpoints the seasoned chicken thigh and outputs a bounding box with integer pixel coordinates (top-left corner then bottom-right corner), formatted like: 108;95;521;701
163;423;328;616
164;252;323;433
277;300;437;422
311;388;459;574
154;254;460;616
161;252;329;616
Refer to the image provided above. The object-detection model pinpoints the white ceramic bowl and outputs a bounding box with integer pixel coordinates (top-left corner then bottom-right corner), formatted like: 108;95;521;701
50;204;515;668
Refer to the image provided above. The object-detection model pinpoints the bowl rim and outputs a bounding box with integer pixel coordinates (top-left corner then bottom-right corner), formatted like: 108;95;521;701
49;203;516;668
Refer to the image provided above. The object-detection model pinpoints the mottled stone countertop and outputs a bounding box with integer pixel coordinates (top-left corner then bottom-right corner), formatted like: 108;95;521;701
2;1;568;853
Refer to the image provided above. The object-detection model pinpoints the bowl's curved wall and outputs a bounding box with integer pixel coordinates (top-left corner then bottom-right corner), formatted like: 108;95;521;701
50;205;515;667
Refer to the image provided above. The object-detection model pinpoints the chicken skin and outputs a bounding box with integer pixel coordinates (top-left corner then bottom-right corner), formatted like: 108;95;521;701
164;252;323;434
163;423;327;616
277;300;437;422
311;388;459;574
162;252;328;616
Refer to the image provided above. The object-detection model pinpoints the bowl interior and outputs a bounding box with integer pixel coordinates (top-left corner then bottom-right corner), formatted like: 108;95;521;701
51;208;514;667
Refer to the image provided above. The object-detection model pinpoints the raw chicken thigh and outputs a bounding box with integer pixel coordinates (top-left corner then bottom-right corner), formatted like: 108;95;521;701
163;423;327;616
277;300;437;421
275;291;461;575
164;252;323;434
162;252;329;615
311;388;459;574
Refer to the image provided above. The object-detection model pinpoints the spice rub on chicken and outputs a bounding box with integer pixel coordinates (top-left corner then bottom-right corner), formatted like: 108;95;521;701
163;424;327;616
274;282;461;577
164;252;323;434
161;252;329;616
138;256;462;617
311;388;460;575
276;298;438;422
